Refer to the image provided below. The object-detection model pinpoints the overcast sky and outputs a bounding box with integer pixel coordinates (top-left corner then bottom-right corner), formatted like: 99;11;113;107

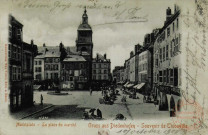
9;0;176;69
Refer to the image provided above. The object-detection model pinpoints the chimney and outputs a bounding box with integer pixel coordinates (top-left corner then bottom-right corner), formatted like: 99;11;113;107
134;45;137;53
104;53;106;59
31;39;34;45
130;51;134;58
43;43;46;47
59;42;63;52
96;53;98;60
166;7;172;21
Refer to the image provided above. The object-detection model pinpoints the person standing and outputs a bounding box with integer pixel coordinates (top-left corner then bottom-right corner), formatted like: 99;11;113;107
40;94;43;105
101;88;104;96
97;108;102;119
90;87;92;96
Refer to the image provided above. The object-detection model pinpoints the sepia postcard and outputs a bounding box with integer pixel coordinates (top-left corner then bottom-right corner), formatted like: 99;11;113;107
0;0;208;135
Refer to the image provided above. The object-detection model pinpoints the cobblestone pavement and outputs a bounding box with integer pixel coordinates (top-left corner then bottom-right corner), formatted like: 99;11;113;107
31;89;169;120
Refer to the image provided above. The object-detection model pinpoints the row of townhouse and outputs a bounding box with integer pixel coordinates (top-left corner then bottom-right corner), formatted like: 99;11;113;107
122;32;157;94
113;5;182;116
153;6;182;116
113;30;158;94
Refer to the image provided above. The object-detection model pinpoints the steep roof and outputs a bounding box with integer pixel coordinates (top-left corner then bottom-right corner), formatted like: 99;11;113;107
92;53;110;62
63;55;86;62
45;49;61;57
36;46;60;58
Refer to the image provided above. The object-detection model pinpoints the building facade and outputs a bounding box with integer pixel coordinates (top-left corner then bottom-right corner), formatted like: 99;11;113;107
9;15;23;111
92;53;111;89
153;6;181;115
9;15;37;111
135;44;143;84
124;59;130;82
44;48;61;82
129;52;136;83
34;55;44;80
61;55;88;90
119;67;125;83
22;41;37;107
112;66;124;84
138;50;149;83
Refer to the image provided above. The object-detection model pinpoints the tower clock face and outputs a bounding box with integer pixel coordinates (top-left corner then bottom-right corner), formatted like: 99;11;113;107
79;37;91;42
79;32;92;43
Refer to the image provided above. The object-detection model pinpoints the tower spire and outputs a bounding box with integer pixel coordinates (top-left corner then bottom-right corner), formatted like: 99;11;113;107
84;6;87;14
82;6;88;24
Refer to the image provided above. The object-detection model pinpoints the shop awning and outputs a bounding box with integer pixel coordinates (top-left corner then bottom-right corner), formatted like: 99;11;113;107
136;83;145;89
123;82;129;87
126;84;134;88
133;84;140;88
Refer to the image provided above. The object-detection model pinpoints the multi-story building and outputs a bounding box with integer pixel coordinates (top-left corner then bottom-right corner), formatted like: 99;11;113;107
8;15;23;111
153;6;181;116
134;44;143;84
34;43;67;83
124;59;130;82
112;66;124;84
61;55;88;90
119;67;125;83
9;15;37;111
44;47;61;83
92;53;111;89
22;41;37;107
129;51;135;83
34;54;44;80
135;30;159;94
137;50;151;94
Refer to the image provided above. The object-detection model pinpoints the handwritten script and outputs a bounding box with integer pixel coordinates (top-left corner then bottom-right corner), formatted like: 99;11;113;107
181;0;208;131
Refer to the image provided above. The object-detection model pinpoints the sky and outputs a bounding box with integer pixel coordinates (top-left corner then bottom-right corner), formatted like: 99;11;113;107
9;0;176;70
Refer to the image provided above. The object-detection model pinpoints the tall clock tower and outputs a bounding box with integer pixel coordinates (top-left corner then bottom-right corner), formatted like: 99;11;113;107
76;7;93;86
76;7;93;61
